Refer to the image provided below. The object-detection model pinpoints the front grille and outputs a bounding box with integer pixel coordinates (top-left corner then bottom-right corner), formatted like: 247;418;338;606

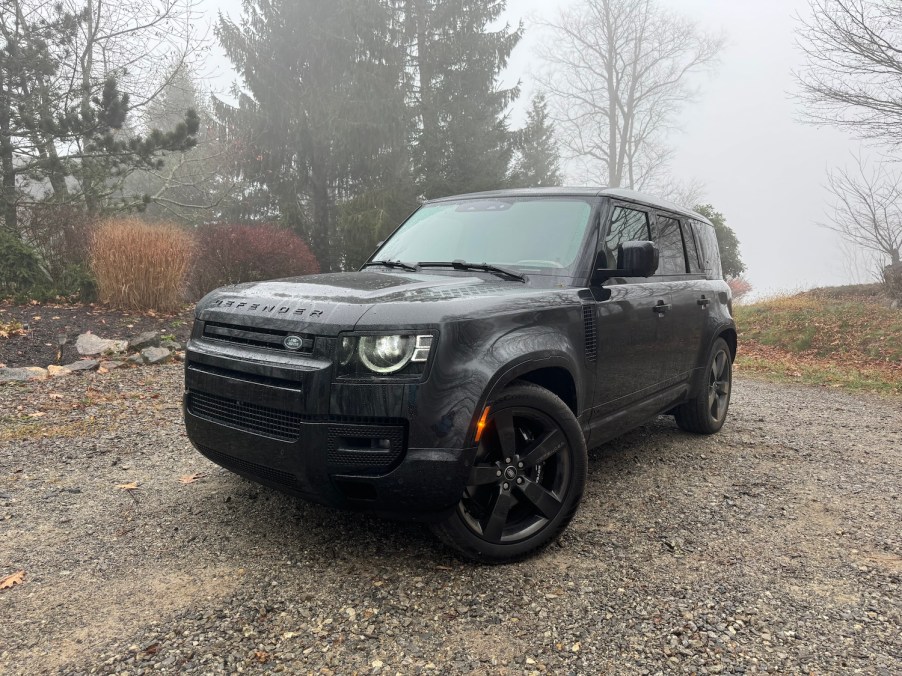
203;321;315;354
327;424;406;475
196;443;298;488
187;361;303;391
187;390;302;441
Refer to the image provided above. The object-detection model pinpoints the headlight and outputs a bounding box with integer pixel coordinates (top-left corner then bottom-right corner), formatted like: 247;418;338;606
335;333;435;379
359;335;414;374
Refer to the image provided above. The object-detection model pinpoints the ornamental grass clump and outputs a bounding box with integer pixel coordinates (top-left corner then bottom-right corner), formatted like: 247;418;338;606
91;219;195;312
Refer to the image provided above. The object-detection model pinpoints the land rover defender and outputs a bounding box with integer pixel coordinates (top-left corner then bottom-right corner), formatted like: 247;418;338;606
183;188;736;562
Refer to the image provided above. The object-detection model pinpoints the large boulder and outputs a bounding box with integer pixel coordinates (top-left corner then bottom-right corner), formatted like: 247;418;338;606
76;333;128;356
141;347;172;365
129;331;160;351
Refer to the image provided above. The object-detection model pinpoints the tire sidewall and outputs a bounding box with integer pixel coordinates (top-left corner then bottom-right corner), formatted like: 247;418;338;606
435;383;588;564
703;337;732;432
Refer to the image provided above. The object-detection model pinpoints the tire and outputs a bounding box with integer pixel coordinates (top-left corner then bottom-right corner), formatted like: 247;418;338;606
431;382;588;564
674;337;733;434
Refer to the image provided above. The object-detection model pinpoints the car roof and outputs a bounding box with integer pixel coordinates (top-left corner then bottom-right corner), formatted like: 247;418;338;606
424;187;713;225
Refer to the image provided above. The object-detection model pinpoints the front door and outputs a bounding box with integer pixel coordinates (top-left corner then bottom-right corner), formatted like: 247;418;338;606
590;203;673;418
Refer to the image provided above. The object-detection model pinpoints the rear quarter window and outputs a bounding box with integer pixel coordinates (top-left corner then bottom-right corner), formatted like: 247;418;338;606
692;220;723;279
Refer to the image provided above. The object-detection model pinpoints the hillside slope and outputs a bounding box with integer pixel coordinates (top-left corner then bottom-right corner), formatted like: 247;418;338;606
735;284;902;394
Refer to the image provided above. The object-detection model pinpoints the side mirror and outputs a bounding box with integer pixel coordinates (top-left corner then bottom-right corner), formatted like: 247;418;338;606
618;241;659;277
591;240;659;284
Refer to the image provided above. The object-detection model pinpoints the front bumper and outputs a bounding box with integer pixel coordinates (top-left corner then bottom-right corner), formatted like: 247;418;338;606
183;344;475;521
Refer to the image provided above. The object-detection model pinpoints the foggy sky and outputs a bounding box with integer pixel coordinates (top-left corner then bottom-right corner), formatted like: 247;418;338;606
203;0;871;294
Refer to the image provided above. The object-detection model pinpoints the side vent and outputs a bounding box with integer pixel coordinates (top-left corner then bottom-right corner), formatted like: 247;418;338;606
582;306;597;362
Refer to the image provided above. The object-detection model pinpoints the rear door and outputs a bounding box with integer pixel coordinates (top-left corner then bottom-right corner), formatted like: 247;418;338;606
590;202;673;416
651;212;709;383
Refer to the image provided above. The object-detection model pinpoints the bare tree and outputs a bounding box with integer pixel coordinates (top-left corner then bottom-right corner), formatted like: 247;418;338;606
796;0;902;147
536;0;723;189
823;155;902;268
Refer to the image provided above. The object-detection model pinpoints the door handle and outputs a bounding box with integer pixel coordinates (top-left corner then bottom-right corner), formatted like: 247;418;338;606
697;296;710;307
653;301;672;315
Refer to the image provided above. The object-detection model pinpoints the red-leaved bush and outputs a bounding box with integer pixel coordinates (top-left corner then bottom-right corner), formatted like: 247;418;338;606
189;223;320;299
727;276;753;301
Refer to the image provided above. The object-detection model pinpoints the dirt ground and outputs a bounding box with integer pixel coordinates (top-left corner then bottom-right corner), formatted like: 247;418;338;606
0;302;194;368
0;368;899;675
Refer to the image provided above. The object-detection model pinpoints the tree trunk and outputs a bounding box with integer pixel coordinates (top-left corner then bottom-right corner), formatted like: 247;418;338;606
603;3;620;188
0;62;17;233
310;148;331;273
412;0;439;196
80;0;100;216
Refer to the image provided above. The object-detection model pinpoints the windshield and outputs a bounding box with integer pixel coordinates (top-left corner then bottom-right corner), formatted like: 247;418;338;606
372;197;595;275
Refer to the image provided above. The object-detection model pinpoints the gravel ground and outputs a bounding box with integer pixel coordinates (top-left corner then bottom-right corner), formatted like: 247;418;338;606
0;367;899;675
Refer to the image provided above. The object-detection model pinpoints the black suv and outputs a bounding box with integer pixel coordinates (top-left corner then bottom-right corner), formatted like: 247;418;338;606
184;188;736;562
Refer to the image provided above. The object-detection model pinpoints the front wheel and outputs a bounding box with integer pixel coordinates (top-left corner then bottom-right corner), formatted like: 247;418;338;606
674;337;733;434
431;382;587;564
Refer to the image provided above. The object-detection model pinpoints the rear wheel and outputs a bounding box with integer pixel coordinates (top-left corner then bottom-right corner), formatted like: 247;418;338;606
432;382;587;564
674;337;733;434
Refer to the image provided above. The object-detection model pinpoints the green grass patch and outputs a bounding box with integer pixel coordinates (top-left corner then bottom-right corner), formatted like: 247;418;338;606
735;285;902;395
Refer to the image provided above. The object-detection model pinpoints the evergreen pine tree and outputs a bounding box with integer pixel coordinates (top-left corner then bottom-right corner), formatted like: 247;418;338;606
405;0;522;199
216;0;408;271
511;93;562;188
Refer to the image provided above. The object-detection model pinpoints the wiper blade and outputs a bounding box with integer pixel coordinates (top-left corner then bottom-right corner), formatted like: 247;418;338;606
418;260;527;282
363;259;419;272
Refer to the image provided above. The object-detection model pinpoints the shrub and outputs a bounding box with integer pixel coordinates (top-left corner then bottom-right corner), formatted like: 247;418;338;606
0;229;48;298
19;203;95;297
884;262;902;302
90;219;195;312
188;223;320;299
727;276;753;302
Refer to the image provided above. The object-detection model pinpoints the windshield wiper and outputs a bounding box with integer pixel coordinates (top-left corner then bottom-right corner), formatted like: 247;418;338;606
363;259;420;272
418;260;527;282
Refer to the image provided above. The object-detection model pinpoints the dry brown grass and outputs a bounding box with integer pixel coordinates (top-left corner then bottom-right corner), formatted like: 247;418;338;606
90;219;195;312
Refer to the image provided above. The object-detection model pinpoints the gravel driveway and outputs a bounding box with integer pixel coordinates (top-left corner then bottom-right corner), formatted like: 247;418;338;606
1;367;899;675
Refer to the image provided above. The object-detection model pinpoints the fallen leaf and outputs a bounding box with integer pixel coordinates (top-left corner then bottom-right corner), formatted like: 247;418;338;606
179;473;205;485
116;482;139;491
0;570;25;590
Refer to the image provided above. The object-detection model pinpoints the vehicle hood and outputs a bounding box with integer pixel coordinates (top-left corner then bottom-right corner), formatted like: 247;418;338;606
194;270;560;334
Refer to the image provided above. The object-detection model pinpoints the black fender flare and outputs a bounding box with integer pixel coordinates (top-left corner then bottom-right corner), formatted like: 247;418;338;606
466;350;583;448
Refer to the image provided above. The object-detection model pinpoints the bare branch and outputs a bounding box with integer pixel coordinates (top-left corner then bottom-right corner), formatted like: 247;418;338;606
795;0;902;147
536;0;723;189
821;153;902;266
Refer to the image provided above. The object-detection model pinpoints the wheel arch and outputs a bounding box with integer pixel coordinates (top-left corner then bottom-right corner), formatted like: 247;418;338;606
468;354;583;448
719;327;737;361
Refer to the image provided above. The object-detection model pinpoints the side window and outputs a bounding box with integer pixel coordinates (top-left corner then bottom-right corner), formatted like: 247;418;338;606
654;215;687;275
604;206;650;266
683;221;702;273
692;220;724;279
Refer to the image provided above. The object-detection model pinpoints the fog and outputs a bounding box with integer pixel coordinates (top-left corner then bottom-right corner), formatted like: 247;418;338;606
204;0;867;295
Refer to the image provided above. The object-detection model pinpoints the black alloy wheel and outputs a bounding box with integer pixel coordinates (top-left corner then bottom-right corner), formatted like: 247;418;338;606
674;337;733;434
432;382;587;563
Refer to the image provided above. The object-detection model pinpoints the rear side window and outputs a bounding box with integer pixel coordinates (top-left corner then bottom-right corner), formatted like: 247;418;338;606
654;215;687;275
692;220;723;279
683;223;702;273
605;206;650;266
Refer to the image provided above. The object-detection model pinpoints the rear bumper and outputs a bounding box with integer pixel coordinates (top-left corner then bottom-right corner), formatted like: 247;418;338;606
183;347;475;521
